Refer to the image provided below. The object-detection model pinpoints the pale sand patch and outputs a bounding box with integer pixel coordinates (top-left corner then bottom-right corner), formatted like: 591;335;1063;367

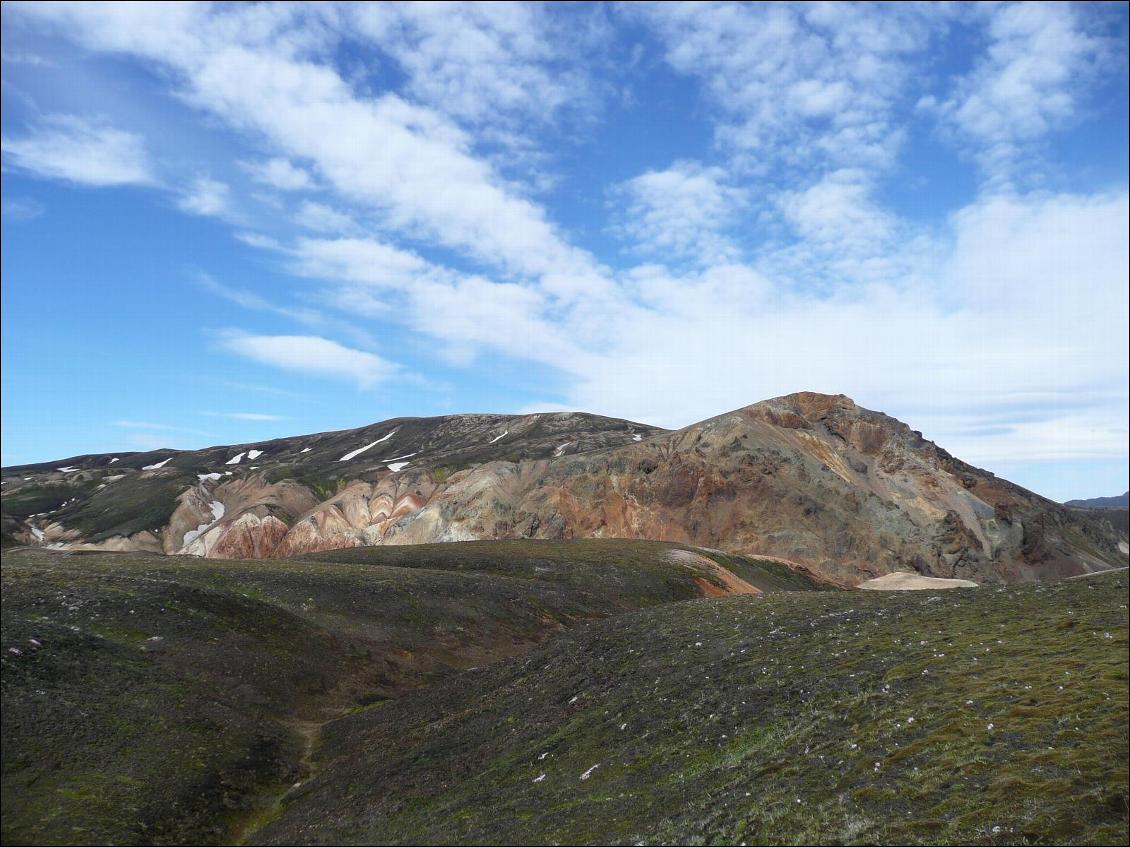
858;572;978;591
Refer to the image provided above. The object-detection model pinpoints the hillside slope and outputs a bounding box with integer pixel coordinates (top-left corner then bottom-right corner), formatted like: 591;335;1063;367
1;541;818;845
3;394;1125;584
253;570;1130;846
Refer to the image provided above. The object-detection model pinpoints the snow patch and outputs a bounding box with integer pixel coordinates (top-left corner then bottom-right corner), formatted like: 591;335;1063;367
142;458;172;470
182;524;209;547
300;447;312;453
183;501;226;548
109;457;119;463
488;430;508;444
340;428;400;461
553;443;569;457
30;527;45;542
247;449;264;460
387;461;411;472
226;452;245;465
198;473;222;482
632;433;642;442
56;466;78;473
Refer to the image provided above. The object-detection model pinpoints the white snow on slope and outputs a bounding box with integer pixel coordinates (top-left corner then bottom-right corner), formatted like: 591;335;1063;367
553;443;570;457
198;473;222;482
56;466;78;473
371;428;398;444
300;447;311;453
488;430;508;444
387;461;411;472
247;449;264;460
182;501;226;548
226;452;245;465
142;458;172;470
30;527;45;542
109;457;119;463
339;430;398;462
632;434;642;442
182;523;209;547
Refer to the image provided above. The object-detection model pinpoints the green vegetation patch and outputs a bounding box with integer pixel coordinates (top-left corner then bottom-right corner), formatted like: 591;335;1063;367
255;572;1129;846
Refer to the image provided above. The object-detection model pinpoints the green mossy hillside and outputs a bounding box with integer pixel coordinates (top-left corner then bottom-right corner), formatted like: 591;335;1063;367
256;571;1129;846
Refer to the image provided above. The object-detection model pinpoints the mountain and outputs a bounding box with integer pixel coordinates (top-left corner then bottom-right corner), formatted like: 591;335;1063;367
3;393;1125;584
1066;491;1130;509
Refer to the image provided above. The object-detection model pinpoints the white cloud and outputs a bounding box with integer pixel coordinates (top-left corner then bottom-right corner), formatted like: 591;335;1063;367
558;190;1129;467
635;2;944;172
1;114;154;186
178;176;231;217
217;331;397;388
11;2;587;278
245;156;315;191
347;3;602;136
611;161;746;266
925;3;1116;182
294;200;357;234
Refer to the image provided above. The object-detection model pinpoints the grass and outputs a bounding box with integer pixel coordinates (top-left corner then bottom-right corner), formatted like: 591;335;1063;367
252;571;1128;846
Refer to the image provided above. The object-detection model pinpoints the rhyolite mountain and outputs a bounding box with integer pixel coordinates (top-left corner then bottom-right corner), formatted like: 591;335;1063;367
3;393;1125;584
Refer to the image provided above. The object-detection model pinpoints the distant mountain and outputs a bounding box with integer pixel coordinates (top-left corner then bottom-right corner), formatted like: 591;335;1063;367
3;393;1126;584
1066;491;1129;509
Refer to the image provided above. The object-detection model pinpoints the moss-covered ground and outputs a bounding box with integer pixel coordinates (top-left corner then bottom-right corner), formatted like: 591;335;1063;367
1;541;813;844
254;571;1129;846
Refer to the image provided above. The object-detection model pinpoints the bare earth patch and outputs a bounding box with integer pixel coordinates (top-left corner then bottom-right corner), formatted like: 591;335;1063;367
665;548;762;596
857;571;978;590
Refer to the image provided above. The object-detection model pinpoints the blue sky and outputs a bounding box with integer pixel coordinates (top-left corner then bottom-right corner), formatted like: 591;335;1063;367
2;1;1127;502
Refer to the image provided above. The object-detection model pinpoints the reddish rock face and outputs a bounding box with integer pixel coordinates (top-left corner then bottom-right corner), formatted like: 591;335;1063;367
211;513;289;559
8;395;1125;583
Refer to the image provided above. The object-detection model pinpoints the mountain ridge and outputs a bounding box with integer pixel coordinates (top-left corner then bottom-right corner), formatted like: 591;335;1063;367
3;393;1125;585
1067;491;1130;509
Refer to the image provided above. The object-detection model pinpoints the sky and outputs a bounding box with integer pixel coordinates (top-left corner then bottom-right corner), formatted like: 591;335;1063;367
1;1;1127;502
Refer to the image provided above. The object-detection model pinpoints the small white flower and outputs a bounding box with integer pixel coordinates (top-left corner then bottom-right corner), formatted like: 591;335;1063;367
987;723;995;732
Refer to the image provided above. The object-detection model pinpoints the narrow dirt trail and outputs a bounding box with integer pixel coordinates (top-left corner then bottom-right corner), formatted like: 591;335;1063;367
231;719;326;845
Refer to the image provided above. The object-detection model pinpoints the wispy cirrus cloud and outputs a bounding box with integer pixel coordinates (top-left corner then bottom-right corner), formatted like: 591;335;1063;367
216;331;398;388
1;114;155;187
